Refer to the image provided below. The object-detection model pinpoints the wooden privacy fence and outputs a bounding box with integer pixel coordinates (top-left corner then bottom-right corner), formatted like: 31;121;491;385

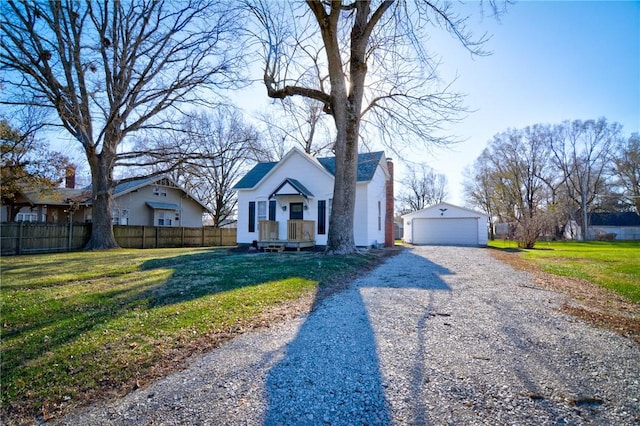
0;223;237;255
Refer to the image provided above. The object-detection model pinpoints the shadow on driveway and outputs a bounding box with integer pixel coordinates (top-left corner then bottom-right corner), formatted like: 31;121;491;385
263;249;452;425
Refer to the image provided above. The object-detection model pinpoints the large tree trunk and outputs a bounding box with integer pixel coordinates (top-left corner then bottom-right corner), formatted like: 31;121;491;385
84;152;118;250
325;2;370;254
327;116;359;253
581;179;589;242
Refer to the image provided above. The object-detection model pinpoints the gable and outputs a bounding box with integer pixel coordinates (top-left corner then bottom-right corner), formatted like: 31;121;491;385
269;178;314;199
402;202;488;219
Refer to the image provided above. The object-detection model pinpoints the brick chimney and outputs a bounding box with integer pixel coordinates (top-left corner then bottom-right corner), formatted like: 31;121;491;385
385;158;394;247
65;165;76;189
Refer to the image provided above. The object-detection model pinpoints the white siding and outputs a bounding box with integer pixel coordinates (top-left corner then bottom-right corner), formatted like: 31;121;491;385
235;191;253;244
236;150;334;245
354;183;368;246
354;163;387;247
236;148;391;247
112;185;204;227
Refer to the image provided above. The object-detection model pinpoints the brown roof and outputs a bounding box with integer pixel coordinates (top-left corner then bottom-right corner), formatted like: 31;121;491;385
20;188;91;206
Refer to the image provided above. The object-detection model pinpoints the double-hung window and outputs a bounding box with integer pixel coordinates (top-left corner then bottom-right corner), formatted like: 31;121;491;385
157;211;172;226
153;186;167;197
257;201;267;222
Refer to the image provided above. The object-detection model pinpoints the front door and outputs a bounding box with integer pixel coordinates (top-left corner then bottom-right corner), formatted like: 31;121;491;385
289;202;304;220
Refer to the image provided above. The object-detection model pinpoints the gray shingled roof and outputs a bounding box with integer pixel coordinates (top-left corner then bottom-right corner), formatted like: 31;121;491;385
233;161;278;189
590;212;640;226
113;177;157;195
234;151;384;190
83;176;161;196
318;151;384;182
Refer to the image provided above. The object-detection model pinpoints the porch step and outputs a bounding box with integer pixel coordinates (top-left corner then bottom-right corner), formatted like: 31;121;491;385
264;243;285;253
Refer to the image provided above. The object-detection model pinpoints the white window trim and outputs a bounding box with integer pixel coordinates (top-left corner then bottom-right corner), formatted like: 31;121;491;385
156;210;174;227
257;200;267;221
153;186;168;197
16;212;38;222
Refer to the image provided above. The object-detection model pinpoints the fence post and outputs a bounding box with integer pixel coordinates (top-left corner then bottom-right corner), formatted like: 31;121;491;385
68;220;73;251
17;221;23;255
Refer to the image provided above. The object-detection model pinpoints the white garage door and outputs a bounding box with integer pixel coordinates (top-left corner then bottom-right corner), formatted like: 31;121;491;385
412;218;478;245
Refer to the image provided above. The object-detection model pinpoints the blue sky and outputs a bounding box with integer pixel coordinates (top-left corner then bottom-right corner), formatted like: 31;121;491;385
235;1;639;206
419;0;640;205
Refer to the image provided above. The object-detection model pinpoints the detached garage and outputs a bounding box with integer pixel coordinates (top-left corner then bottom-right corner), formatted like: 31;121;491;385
402;202;489;246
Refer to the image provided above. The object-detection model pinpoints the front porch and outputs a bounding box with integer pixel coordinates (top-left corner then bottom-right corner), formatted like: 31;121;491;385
258;220;316;252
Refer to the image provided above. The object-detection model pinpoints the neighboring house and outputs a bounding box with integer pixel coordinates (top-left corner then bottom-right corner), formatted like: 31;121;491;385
394;216;404;240
1;175;211;228
402;202;489;246
234;147;393;250
1;187;90;223
564;212;640;241
0;172;91;223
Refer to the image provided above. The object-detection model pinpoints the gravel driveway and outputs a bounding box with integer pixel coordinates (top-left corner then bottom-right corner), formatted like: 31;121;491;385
58;246;639;425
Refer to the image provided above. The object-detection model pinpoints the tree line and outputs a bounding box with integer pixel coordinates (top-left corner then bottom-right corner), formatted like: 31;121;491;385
464;118;639;248
2;0;504;253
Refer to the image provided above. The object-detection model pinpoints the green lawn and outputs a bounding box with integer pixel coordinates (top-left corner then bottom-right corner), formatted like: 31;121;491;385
0;247;382;422
489;240;640;303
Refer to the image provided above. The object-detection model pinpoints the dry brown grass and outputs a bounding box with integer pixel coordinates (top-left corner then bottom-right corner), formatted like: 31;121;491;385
489;248;640;344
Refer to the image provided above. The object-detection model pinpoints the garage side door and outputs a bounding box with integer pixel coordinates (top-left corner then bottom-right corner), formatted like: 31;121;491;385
412;218;478;245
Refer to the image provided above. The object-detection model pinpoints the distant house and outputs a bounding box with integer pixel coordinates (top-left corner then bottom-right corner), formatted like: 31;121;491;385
564;212;640;241
233;147;393;250
1;175;211;228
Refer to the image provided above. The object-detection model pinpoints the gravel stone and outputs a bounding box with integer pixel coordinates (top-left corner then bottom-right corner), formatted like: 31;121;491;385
56;246;640;425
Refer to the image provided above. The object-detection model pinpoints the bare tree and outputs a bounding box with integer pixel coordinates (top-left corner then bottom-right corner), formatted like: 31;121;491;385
256;96;335;159
479;126;555;248
137;108;262;227
549;119;621;241
247;0;500;254
1;115;71;221
1;0;243;249
398;163;448;213
463;154;499;240
466;119;628;244
612;133;640;213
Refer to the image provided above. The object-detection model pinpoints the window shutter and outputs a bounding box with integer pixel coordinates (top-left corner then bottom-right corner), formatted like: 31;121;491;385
318;200;326;235
248;202;256;232
269;200;276;221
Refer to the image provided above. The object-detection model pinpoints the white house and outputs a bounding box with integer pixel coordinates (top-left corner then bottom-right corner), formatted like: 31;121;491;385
402;202;489;246
234;147;393;250
564;212;640;241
